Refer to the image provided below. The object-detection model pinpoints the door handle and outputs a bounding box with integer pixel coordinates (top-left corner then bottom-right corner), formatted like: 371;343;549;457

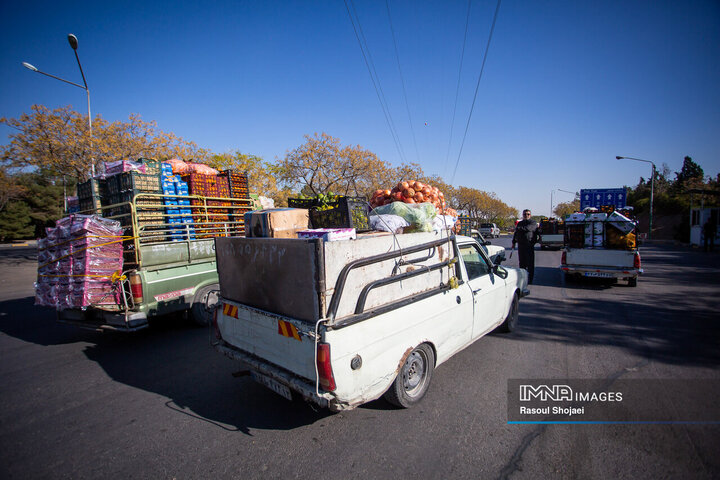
472;288;482;295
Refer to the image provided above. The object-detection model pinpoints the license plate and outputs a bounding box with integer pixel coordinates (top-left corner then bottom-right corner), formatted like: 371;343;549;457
251;372;293;401
584;272;613;278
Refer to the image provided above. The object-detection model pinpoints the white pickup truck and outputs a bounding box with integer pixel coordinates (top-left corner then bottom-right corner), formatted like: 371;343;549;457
560;212;642;286
478;223;500;238
212;231;529;411
561;248;641;286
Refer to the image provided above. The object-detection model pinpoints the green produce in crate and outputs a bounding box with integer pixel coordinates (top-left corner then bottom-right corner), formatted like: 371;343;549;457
315;192;339;211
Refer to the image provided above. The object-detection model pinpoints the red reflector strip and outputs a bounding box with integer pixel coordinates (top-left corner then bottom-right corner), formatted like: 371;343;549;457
277;320;301;341
222;303;238;318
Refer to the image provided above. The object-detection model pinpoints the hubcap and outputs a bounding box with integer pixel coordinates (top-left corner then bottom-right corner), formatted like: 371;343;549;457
403;350;427;396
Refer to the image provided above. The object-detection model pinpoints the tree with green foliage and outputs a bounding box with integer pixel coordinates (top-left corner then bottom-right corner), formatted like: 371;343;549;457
0;201;34;241
1;105;210;181
675;156;704;185
553;200;581;219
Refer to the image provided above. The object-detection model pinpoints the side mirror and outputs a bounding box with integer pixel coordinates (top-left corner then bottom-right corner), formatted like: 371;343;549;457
484;240;492;245
492;264;508;279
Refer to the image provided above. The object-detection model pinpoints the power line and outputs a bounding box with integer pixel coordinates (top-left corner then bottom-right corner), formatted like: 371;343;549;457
344;0;407;164
443;0;472;179
450;0;502;185
349;0;407;163
385;0;420;164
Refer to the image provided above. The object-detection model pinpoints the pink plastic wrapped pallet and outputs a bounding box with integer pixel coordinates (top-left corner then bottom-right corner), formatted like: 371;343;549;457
35;214;125;309
104;160;146;176
72;257;122;277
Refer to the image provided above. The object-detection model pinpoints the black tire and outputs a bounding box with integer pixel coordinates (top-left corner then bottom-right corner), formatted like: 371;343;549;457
190;285;220;326
628;277;638;287
384;344;435;408
497;293;519;333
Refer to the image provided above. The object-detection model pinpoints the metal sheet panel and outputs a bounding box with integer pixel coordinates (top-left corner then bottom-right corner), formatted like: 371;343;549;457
215;237;322;322
139;242;190;267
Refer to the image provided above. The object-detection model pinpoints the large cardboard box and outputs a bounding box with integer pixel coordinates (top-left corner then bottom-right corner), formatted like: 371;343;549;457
244;208;310;238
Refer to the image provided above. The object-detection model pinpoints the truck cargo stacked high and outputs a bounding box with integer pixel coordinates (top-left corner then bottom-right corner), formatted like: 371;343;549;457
564;209;636;250
35;215;126;309
43;157;253;331
561;189;642;286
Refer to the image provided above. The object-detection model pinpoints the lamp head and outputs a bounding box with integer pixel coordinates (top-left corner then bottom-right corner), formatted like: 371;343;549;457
68;34;78;50
615;156;623;160
22;62;38;72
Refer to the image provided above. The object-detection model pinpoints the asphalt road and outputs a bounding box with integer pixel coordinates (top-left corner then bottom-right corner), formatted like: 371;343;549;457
1;238;719;479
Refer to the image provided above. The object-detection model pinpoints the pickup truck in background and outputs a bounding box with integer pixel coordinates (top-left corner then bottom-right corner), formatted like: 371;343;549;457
49;191;251;331
539;218;564;250
469;229;507;264
213;231;529;411
35;161;256;332
478;223;500;238
560;211;641;286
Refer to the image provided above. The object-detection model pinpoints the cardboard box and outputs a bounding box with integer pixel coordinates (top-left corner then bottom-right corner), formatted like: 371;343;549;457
297;228;356;242
607;211;635;234
244;208;310;238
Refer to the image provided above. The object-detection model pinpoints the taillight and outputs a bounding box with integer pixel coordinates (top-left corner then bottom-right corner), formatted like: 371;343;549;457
634;253;641;269
129;273;143;304
213;304;222;340
316;343;336;391
561;250;567;265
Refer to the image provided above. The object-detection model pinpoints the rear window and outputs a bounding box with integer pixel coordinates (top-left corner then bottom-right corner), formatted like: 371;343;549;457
480;223;494;228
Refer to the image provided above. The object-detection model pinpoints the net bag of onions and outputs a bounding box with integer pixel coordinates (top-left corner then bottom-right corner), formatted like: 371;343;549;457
369;180;447;213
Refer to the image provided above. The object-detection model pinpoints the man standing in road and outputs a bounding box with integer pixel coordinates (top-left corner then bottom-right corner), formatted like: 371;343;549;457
703;218;716;252
512;209;539;284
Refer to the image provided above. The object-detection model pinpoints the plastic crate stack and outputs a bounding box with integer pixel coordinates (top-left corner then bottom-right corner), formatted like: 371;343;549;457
176;173;195;240
181;173;208;238
220;170;252;235
77;178;107;215
457;216;472;236
205;175;231;237
105;159;162;227
35;215;125;309
161;162;195;241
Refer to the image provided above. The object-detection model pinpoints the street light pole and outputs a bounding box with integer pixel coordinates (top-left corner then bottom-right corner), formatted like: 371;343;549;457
552;189;577;218
557;188;577;198
616;156;656;240
22;33;94;176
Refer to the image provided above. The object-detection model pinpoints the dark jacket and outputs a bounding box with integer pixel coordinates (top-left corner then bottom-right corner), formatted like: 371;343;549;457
513;219;539;247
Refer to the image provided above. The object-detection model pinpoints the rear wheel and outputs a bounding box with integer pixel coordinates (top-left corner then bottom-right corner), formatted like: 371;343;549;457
384;344;435;408
190;285;220;326
497;293;519;333
628;277;638;287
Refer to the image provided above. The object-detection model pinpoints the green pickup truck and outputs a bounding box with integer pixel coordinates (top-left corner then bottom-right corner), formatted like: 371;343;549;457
56;193;251;331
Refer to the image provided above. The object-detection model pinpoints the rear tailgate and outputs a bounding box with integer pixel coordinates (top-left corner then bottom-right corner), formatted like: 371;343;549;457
216;300;318;381
565;248;636;268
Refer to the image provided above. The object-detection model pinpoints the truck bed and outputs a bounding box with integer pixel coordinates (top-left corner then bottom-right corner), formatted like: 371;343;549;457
215;231;457;324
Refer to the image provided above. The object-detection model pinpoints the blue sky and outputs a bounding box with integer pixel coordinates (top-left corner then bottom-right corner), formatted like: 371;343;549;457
1;0;718;216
